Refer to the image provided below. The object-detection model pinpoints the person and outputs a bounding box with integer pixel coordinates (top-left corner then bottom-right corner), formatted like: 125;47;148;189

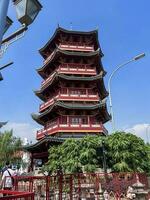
1;161;10;175
1;163;15;191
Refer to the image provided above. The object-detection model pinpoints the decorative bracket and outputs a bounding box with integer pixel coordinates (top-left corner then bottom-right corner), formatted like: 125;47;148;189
0;25;28;58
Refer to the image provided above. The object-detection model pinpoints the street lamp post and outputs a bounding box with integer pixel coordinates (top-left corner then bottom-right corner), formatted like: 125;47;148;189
0;0;42;75
108;53;145;132
146;125;150;144
102;140;107;174
0;0;42;128
0;0;10;47
0;0;42;49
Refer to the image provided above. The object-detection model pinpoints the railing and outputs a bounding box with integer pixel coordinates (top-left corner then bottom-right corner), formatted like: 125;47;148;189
0;190;34;200
41;63;96;88
39;88;99;112
58;63;96;75
36;116;106;139
12;173;149;200
59;42;94;52
43;42;94;65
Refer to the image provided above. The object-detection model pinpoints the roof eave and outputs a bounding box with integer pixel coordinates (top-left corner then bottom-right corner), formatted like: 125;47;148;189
34;90;46;101
39;27;100;57
31;113;45;125
37;48;103;75
35;72;104;95
33;101;107;123
23;136;64;151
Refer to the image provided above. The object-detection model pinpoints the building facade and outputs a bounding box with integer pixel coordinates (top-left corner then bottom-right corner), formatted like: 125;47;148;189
32;27;110;140
26;27;110;166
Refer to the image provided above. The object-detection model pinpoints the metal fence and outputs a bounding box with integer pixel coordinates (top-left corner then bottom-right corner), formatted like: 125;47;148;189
11;173;149;200
0;190;34;200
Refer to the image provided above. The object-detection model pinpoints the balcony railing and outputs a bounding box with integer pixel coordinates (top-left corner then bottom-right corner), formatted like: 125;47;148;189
36;116;107;139
39;87;99;112
59;42;94;52
41;63;97;88
58;63;96;75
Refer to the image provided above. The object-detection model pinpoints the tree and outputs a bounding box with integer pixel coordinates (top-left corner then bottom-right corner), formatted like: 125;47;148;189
44;136;104;174
79;136;103;172
44;132;150;174
0;130;22;169
61;139;82;173
106;131;150;172
44;145;63;173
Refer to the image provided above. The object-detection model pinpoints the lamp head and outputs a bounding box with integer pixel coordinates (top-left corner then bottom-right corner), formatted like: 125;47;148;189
133;53;145;61
13;0;42;26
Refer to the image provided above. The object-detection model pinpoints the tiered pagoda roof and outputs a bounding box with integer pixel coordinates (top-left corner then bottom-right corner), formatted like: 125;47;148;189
39;27;103;59
37;48;105;78
32;100;110;125
34;72;107;101
32;27;110;141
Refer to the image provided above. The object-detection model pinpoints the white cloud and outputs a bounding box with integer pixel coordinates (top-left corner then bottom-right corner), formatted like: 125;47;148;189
1;122;39;143
125;123;150;143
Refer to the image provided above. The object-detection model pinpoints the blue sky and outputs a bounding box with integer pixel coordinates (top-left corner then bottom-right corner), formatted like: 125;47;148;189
1;0;150;142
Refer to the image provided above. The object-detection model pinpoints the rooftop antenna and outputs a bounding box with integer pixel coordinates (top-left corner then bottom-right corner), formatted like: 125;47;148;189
70;22;73;30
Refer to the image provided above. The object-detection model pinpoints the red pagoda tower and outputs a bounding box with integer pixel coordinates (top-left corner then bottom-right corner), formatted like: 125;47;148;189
32;27;110;140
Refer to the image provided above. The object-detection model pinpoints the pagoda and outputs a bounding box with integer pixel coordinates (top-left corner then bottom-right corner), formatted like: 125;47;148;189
32;27;110;140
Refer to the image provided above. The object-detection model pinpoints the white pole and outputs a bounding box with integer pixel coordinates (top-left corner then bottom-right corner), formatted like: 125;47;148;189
146;125;150;144
0;0;10;47
108;53;145;132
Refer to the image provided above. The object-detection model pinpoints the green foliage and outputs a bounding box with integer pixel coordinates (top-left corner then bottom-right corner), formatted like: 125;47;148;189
79;136;103;172
44;132;150;174
44;136;103;174
61;139;82;173
0;130;22;169
44;145;63;173
106;132;150;172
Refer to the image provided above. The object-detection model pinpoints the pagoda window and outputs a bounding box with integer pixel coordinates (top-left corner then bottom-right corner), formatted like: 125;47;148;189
70;117;80;125
70;116;88;125
70;89;85;95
